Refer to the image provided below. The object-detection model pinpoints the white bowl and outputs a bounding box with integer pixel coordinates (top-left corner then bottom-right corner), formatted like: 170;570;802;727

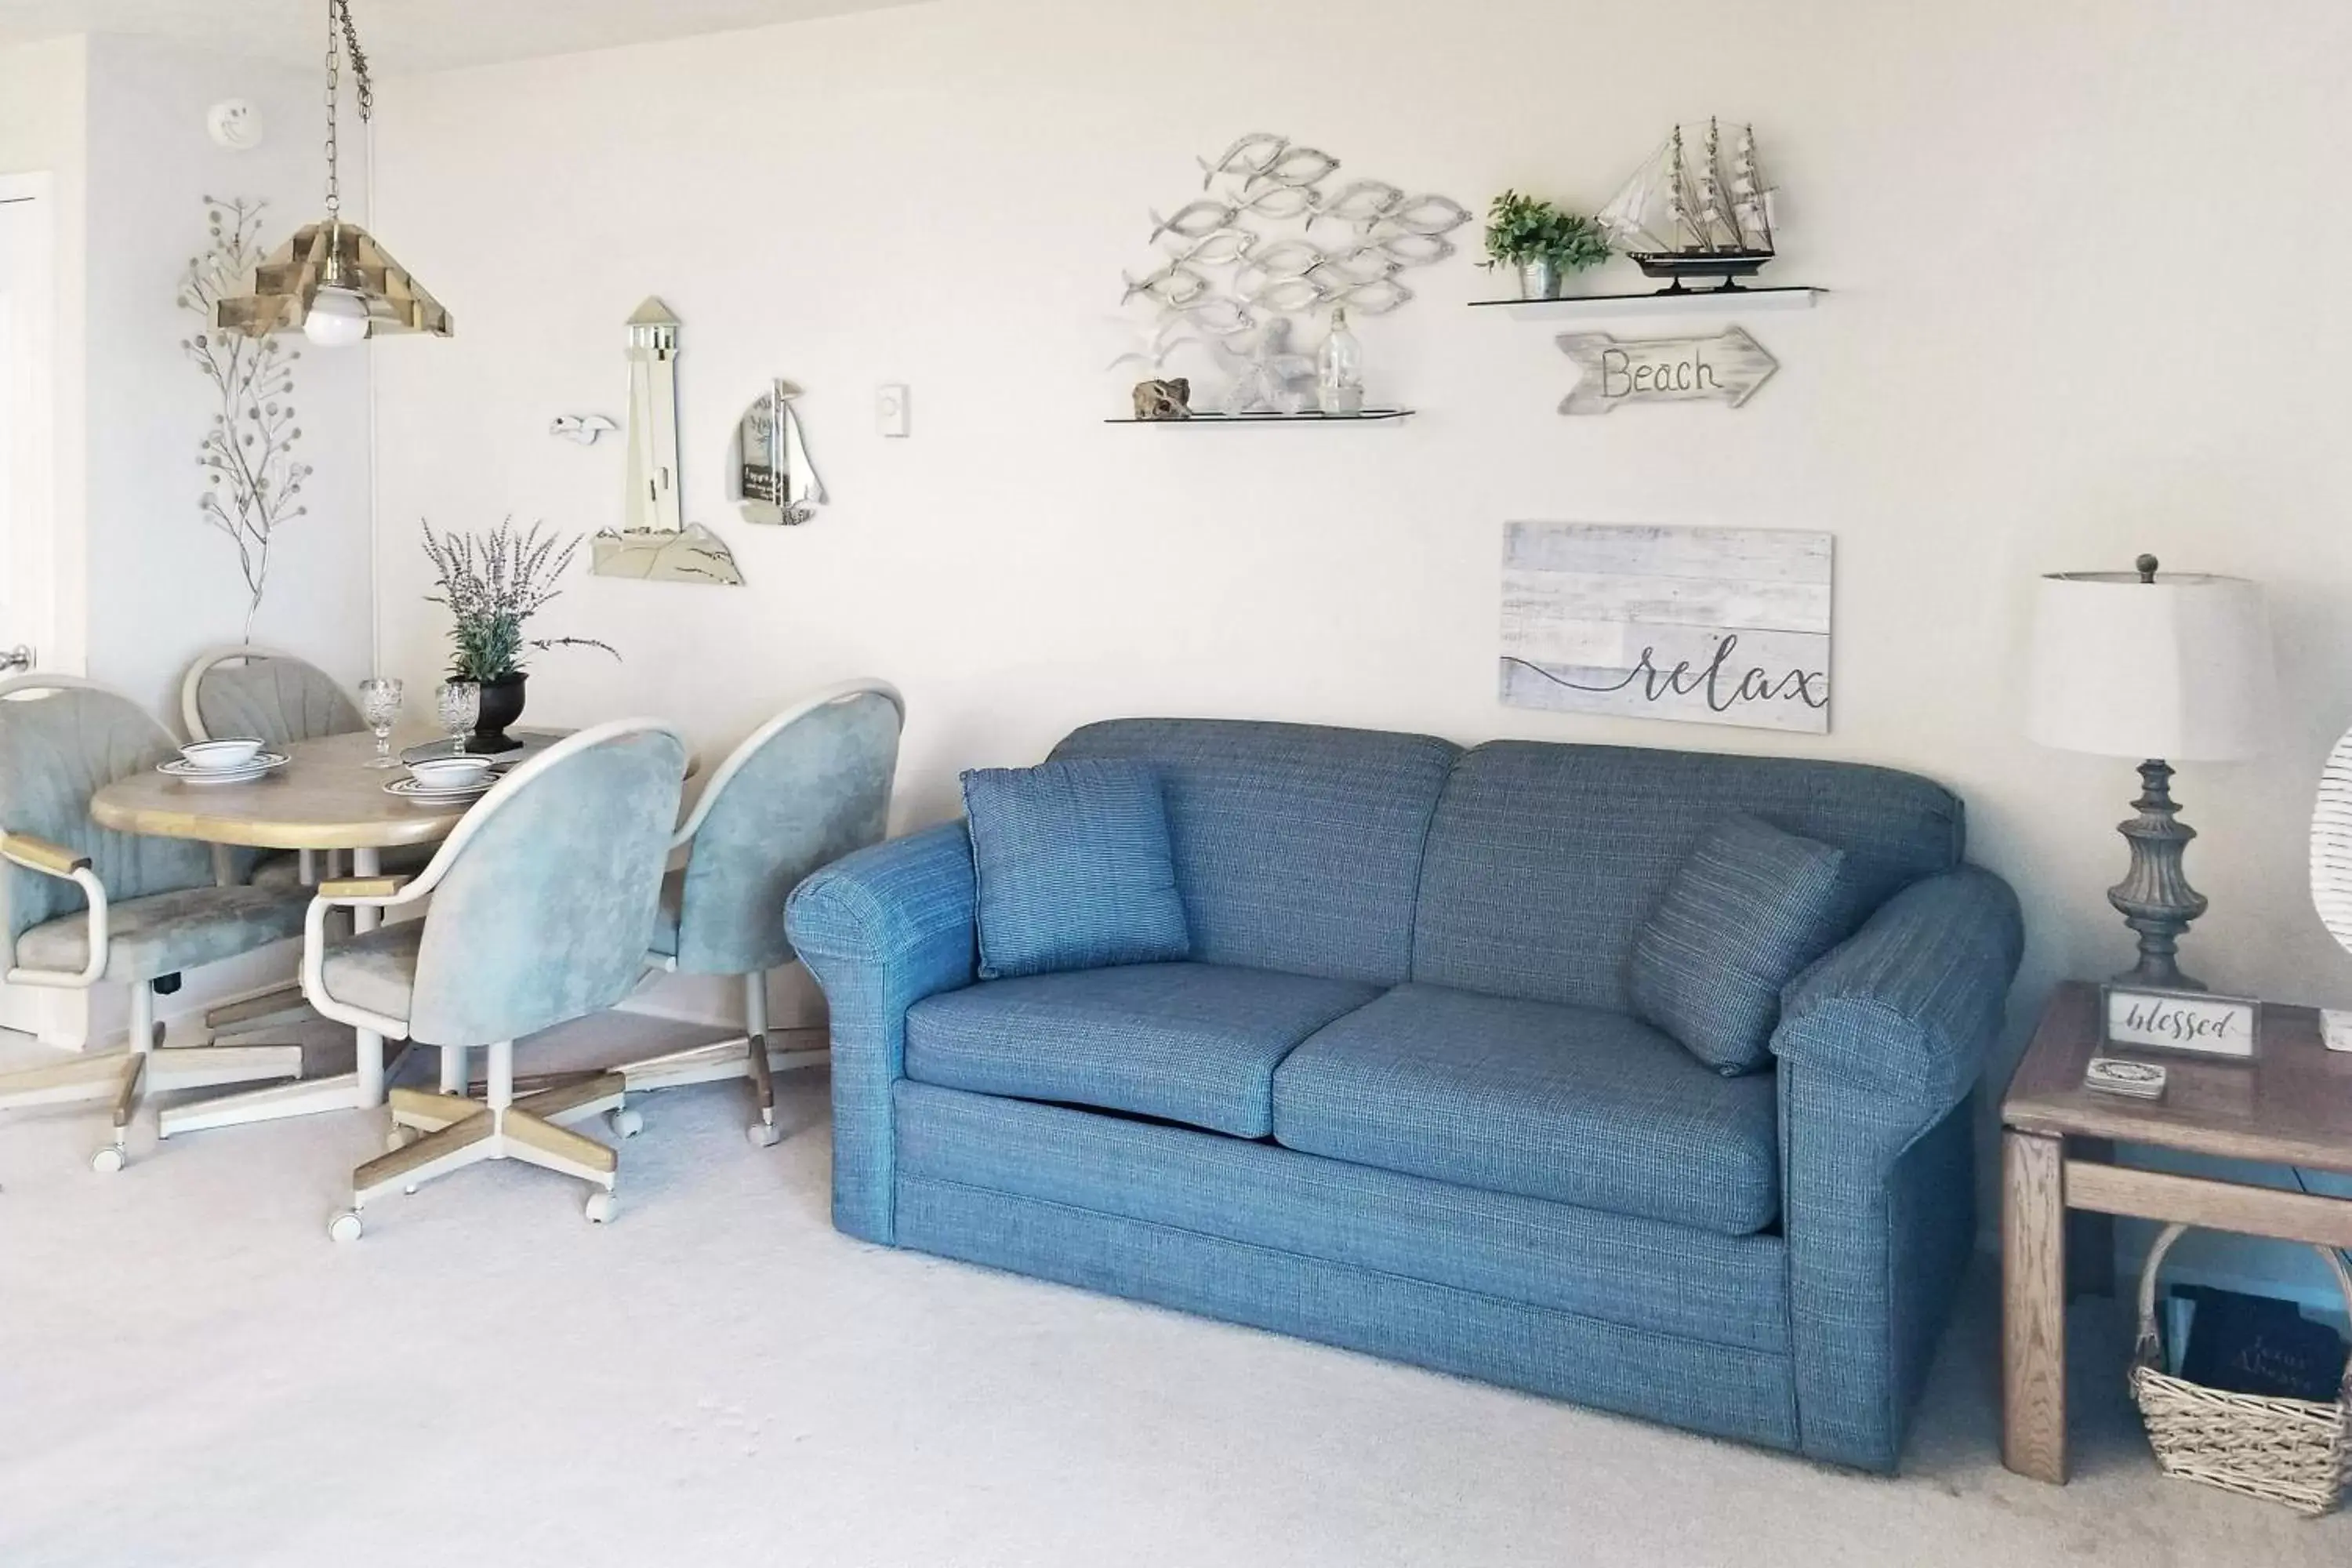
406;755;493;789
180;738;264;771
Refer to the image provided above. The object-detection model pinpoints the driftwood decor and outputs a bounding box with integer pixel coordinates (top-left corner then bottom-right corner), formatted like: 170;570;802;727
1131;379;1192;420
1499;521;1831;735
1555;326;1777;415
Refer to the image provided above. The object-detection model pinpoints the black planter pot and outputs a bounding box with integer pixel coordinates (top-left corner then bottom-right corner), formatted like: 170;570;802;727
471;673;528;753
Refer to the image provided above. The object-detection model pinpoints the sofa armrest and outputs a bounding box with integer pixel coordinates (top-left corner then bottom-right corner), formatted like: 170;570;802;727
785;821;978;1243
1769;865;2023;1472
1772;865;2024;1119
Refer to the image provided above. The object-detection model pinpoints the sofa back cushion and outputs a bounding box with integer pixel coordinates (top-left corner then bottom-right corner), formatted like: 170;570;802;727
1412;742;1965;1011
1051;719;1461;985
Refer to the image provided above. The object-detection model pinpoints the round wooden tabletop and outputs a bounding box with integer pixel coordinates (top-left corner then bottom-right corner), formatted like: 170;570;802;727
89;727;570;852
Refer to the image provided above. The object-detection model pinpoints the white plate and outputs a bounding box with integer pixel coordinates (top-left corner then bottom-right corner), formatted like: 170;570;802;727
179;738;265;771
157;752;289;783
383;776;493;804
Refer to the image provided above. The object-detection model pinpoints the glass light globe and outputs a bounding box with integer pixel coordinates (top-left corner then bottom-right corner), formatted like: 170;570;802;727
303;285;371;347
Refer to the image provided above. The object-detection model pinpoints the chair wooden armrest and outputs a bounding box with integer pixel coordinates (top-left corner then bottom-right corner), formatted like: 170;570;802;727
1;832;92;877
318;875;412;900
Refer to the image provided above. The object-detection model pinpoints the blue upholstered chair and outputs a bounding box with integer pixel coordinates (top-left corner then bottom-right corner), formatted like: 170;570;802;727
182;644;366;893
181;644;364;751
180;644;386;1037
619;680;904;1145
0;676;311;1171
299;719;688;1240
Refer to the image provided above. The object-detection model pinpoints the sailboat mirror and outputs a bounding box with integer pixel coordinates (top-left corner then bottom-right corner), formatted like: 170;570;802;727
591;296;745;586
729;380;828;526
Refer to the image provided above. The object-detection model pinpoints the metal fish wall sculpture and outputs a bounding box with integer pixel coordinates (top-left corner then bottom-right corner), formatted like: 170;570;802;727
1121;131;1471;408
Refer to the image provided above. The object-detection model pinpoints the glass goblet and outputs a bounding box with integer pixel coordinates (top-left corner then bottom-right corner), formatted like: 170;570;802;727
358;677;404;769
435;681;481;755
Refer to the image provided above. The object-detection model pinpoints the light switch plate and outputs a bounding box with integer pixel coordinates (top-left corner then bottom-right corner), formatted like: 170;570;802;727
876;384;909;437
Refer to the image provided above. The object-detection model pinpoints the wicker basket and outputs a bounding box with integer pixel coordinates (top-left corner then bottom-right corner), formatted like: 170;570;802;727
2130;1221;2352;1516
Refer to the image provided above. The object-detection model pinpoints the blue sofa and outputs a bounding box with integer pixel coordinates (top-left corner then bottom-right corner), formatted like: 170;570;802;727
785;720;2023;1472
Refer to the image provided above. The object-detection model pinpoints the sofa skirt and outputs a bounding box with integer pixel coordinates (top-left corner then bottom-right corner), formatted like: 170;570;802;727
890;1081;1801;1451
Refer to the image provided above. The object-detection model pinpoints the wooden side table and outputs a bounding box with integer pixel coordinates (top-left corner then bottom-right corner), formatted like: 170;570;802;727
1999;982;2352;1483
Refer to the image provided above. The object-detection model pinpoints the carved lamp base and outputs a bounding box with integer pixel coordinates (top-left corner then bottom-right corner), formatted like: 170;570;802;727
2106;758;2209;992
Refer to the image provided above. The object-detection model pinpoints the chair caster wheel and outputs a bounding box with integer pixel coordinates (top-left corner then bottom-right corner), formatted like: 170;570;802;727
746;1120;781;1149
608;1107;644;1139
92;1145;126;1174
328;1210;364;1243
584;1190;615;1224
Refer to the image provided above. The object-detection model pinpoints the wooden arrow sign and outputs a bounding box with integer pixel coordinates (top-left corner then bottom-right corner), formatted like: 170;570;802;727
1555;325;1779;416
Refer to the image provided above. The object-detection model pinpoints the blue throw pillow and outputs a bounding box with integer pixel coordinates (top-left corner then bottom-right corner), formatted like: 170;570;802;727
961;760;1191;981
1628;812;1851;1075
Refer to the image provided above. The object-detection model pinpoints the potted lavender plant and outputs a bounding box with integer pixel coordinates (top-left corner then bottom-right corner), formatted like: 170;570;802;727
420;518;617;750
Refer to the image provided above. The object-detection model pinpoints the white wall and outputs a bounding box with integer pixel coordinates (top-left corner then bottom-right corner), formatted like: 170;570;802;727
368;1;2352;1296
82;33;375;720
0;34;377;1047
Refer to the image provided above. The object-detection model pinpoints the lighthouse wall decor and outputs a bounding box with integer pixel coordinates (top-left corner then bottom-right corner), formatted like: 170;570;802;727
592;297;745;585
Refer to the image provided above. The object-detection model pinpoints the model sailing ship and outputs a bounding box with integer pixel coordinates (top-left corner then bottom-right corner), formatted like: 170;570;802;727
1595;120;1777;292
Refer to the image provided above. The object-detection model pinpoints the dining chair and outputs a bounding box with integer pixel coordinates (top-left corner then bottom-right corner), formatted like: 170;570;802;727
182;644;364;751
300;718;688;1240
615;680;904;1145
182;644;361;888
0;675;312;1171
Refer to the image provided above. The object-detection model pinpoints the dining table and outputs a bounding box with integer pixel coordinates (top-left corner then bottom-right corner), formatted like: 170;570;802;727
88;725;575;1140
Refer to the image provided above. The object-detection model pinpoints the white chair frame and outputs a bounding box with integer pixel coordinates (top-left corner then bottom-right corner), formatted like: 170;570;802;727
612;679;905;1145
0;674;303;1170
302;718;689;1240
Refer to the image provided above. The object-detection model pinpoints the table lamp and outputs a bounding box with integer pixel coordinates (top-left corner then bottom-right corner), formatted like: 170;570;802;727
2025;555;2277;991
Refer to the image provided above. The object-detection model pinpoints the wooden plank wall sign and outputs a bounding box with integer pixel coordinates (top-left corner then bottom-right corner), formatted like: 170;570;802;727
1499;521;1833;734
1555;327;1778;415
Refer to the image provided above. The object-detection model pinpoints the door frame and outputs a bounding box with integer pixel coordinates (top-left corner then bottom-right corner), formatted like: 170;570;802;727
0;172;82;1046
0;170;59;677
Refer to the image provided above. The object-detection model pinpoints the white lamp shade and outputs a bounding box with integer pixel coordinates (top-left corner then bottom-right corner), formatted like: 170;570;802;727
2024;569;2277;761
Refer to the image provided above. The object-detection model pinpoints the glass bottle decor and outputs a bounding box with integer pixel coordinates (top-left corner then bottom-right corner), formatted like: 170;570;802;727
1316;306;1365;417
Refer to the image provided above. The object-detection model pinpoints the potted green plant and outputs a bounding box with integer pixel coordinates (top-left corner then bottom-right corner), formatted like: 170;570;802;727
1483;190;1611;300
420;518;617;750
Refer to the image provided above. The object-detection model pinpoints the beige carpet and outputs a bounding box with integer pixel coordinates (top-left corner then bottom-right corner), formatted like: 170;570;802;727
0;1014;2340;1567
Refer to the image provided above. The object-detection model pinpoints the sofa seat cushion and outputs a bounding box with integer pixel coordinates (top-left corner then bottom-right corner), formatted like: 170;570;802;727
1271;983;1780;1236
904;962;1379;1138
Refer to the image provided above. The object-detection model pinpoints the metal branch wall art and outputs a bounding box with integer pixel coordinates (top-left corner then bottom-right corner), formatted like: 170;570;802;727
180;198;311;641
1116;132;1470;414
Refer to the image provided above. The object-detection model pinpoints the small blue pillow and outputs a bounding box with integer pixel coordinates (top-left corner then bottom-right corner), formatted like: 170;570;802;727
1628;813;1852;1075
961;760;1191;981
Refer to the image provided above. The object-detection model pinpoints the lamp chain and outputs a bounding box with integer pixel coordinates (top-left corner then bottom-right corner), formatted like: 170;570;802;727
321;0;374;220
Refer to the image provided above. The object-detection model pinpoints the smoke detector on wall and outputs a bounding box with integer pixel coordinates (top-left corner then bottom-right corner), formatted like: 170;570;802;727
207;100;264;151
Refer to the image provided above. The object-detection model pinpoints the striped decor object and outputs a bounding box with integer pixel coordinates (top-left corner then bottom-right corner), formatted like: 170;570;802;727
1628;812;1851;1075
2312;726;2352;960
960;760;1191;981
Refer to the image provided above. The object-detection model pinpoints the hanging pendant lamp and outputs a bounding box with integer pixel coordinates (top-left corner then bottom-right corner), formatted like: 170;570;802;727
215;0;451;345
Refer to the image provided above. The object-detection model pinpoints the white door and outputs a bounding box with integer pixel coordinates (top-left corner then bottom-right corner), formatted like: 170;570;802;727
0;172;56;677
0;173;69;1041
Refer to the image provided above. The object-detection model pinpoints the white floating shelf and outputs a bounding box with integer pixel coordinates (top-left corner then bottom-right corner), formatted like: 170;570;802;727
1470;286;1824;321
